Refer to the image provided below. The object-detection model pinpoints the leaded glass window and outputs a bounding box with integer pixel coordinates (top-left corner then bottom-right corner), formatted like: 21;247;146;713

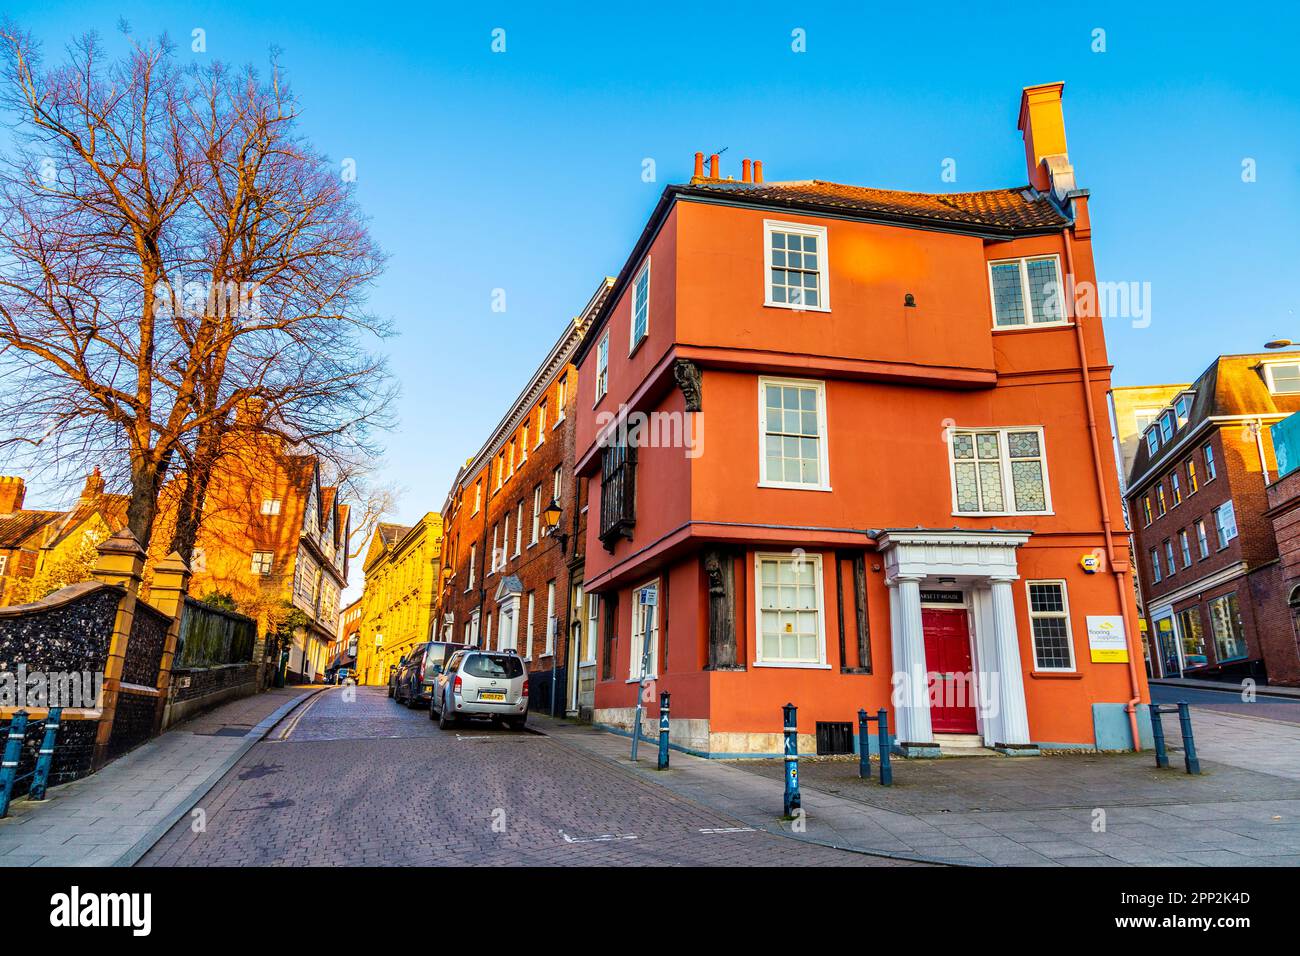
950;427;1050;515
990;256;1064;327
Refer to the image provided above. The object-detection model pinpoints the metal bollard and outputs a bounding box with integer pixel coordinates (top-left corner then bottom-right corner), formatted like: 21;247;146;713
1150;704;1169;769
28;708;62;801
877;708;893;787
782;702;801;817
657;692;670;770
857;709;871;779
1177;701;1201;775
0;710;29;819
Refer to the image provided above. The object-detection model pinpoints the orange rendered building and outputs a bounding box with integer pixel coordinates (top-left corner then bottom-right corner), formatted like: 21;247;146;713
571;84;1149;757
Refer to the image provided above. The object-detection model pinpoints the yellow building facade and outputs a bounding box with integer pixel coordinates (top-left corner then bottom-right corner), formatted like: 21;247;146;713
356;513;443;686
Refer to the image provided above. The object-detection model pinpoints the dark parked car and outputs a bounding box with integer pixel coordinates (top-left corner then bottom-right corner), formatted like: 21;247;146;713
387;660;404;698
394;641;466;707
430;649;528;730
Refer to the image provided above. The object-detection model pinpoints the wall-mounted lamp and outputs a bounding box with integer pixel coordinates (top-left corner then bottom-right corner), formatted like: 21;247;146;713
541;498;569;552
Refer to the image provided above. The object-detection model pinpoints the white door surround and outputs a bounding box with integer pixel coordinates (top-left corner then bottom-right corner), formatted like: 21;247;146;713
877;529;1032;748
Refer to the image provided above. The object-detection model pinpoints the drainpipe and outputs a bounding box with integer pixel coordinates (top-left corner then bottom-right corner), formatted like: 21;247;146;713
1062;229;1144;751
1254;417;1270;485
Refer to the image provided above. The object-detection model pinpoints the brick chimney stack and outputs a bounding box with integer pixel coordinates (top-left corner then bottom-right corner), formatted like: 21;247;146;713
0;475;25;513
80;467;105;501
1017;82;1073;195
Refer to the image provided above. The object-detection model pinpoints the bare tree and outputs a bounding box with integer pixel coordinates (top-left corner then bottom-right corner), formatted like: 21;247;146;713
0;24;394;559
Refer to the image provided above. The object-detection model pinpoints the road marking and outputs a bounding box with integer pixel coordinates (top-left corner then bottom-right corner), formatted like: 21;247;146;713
560;830;637;844
275;690;327;741
698;827;757;834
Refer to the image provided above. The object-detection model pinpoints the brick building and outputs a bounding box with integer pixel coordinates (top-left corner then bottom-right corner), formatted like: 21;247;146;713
1265;410;1300;682
1126;352;1300;686
437;280;610;716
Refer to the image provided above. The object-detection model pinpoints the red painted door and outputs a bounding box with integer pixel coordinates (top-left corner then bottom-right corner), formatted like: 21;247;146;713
922;608;977;733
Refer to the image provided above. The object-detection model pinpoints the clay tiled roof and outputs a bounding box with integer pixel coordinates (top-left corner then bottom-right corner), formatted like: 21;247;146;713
681;179;1070;234
44;494;129;549
0;510;63;549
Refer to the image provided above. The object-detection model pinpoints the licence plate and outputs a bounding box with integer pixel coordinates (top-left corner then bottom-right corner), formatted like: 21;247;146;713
479;691;506;702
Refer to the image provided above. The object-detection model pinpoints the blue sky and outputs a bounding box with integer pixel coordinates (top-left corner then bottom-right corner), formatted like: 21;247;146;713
9;2;1299;580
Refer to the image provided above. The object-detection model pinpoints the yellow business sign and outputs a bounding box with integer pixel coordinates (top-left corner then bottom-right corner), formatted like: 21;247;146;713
1086;615;1129;663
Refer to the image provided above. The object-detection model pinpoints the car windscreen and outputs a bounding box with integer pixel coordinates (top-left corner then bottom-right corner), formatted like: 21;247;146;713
423;643;459;667
463;654;524;679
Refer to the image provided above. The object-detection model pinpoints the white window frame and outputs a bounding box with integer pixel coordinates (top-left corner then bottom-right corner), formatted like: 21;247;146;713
514;501;524;556
544;580;557;657
583;593;599;665
1164;539;1176;577
552;465;563;503
595;333;609;402
537;400;547;442
260;498;282;516
1026;579;1076;672
627;578;660;680
1203;443;1217;480
763;219;830;313
1179;529;1192;568
521;421;529;460
757;376;831;492
250;551;273;575
1150;548;1162;583
987;254;1067;329
530;484;542;546
473;481;482;515
1195;519;1210;559
1214;501;1238;548
629;258;651;354
946;425;1053;517
1146;428;1160;455
490;523;500;573
1262;361;1300;395
467;544;476;591
0;555;8;576
753;552;829;669
524;591;535;661
555;375;568;425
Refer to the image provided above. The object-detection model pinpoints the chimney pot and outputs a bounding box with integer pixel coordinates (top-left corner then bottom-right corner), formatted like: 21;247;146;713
742;158;752;183
753;160;764;184
0;475;25;513
693;151;704;179
708;153;719;179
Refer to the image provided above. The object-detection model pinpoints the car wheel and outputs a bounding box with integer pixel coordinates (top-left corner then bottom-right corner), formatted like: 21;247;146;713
428;697;439;721
438;698;456;731
507;716;526;731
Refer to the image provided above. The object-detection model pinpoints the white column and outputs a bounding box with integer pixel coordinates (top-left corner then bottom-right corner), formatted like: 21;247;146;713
990;577;1031;745
893;575;933;744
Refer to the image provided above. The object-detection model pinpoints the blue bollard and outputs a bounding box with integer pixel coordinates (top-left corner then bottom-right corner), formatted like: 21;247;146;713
1150;704;1169;769
857;709;871;779
0;710;29;819
657;692;670;770
782;702;801;817
877;708;893;787
28;708;62;801
1177;701;1201;775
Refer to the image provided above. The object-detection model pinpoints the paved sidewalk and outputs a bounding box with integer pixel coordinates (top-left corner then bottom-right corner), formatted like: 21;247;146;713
0;686;316;867
533;711;1300;867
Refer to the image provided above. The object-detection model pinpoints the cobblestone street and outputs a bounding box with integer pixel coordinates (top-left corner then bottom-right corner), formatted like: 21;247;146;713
140;687;914;867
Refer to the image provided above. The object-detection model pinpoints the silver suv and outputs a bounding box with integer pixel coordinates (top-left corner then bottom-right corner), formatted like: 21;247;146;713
430;649;529;730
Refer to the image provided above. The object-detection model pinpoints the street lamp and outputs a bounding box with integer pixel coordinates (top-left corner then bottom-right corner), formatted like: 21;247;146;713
541;498;568;551
1265;339;1294;350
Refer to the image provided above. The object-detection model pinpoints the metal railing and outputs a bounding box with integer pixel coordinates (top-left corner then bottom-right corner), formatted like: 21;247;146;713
0;708;63;817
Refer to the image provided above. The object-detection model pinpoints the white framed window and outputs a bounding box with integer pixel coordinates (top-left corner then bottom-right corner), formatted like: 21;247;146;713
1214;502;1238;548
1027;580;1075;671
1134;409;1159;435
758;377;830;490
537;400;547;440
544;580;556;657
1171;471;1182;506
1159;411;1174;442
1146;428;1160;456
556;375;568;423
552;465;563;503
595;333;609;401
988;255;1065;327
514;501;524;556
490;523;500;573
507;441;515;476
1173;394;1191;427
1203;443;1217;480
755;552;826;667
0;555;8;576
630;259;650;352
473;481;482;515
628;579;659;679
1195;519;1209;559
1263;361;1300;395
260;498;282;516
250;551;273;575
524;592;535;661
764;220;828;311
521;421;529;460
501;513;510;564
584;593;599;664
531;484;542;545
468;543;476;591
1179;529;1192;568
948;426;1051;515
1150;548;1162;583
1164;539;1176;577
